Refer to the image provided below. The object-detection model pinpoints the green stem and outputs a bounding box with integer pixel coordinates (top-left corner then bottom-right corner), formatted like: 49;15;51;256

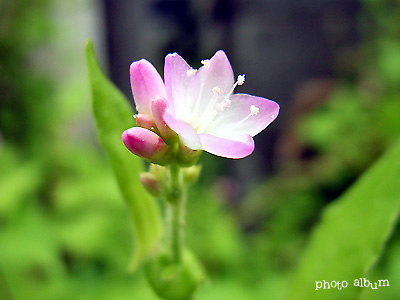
167;164;186;263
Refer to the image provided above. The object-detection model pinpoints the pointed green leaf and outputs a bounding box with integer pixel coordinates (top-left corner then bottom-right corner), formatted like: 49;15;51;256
285;138;400;300
84;40;162;271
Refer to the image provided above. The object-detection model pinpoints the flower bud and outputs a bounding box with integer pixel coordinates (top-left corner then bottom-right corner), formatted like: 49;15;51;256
140;172;162;197
122;127;173;165
150;164;167;180
183;165;202;185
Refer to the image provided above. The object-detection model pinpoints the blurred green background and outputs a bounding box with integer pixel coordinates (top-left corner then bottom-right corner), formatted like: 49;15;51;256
1;0;400;299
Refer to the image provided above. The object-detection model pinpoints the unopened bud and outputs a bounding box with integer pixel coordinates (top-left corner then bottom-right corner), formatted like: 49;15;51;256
140;172;162;197
183;165;202;185
150;164;167;180
122;127;173;165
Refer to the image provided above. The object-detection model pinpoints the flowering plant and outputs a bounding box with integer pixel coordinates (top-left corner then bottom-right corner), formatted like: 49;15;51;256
120;50;279;300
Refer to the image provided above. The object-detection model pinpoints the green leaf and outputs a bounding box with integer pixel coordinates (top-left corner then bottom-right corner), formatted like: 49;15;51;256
0;267;13;300
284;138;400;300
84;40;162;271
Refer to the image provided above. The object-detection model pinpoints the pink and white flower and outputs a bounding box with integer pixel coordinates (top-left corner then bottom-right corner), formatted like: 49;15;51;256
123;50;279;159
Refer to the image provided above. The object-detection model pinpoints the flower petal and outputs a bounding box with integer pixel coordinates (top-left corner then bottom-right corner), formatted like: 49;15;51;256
151;98;177;143
135;113;156;130
201;50;234;94
164;53;200;118
163;111;201;150
130;59;166;115
151;98;168;131
205;94;280;138
199;133;255;159
190;50;235;123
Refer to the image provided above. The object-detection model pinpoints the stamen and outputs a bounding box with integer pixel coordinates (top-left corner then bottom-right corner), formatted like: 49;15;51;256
187;69;197;77
193;72;246;133
250;105;259;115
224;74;246;100
238;105;260;124
212;86;222;95
201;59;210;68
222;99;231;108
215;98;231;112
237;74;245;85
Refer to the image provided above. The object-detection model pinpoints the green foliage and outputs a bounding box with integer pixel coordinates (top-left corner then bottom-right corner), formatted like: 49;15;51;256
186;186;245;273
298;86;383;186
85;40;162;271
0;0;56;155
0;147;43;218
285;138;400;300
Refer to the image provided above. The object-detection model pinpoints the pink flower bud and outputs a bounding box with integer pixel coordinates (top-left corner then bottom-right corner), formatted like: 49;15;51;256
140;172;162;197
122;127;172;165
183;165;202;184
